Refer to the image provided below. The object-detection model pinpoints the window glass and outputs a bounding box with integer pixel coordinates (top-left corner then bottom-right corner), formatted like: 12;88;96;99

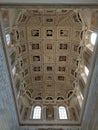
90;33;97;45
77;90;84;107
33;106;41;119
80;92;83;100
6;34;10;45
12;66;16;76
84;66;89;76
59;106;68;119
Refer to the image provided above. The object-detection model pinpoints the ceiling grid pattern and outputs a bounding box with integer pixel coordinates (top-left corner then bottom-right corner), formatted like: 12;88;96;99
16;8;83;103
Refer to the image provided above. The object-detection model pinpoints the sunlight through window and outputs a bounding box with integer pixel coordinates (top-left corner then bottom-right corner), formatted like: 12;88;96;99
80;92;84;100
77;90;84;107
84;66;89;76
33;106;41;119
90;33;97;45
12;66;16;76
6;34;10;45
59;106;68;119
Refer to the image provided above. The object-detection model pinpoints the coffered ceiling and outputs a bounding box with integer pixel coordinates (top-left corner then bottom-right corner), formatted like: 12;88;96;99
13;8;84;104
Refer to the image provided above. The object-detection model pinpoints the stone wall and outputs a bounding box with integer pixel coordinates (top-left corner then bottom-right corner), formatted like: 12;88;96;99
0;12;19;130
82;35;98;130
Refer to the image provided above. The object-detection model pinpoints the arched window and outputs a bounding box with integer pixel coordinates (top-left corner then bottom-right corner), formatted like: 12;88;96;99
33;106;41;119
6;34;10;45
12;66;16;76
85;31;97;51
80;65;89;83
90;32;97;45
77;89;84;107
59;106;68;119
84;66;89;76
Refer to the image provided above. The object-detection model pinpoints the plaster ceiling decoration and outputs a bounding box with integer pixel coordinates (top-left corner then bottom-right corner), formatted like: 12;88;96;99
14;8;84;104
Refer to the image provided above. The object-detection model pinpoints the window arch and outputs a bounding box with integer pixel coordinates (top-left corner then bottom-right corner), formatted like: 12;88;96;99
59;106;68;119
33;106;41;119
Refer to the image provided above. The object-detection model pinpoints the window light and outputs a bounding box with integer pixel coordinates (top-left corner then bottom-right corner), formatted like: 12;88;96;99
33;106;41;119
12;66;16;76
84;66;89;76
59;106;68;119
80;92;84;100
90;32;97;45
77;91;84;100
6;34;10;45
77;91;84;107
